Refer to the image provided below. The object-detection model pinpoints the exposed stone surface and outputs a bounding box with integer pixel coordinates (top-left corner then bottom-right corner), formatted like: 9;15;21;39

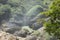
14;26;34;37
0;27;54;40
0;31;25;40
25;35;37;40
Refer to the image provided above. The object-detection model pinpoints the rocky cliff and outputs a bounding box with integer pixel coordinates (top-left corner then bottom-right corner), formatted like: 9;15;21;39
0;27;53;40
0;31;25;40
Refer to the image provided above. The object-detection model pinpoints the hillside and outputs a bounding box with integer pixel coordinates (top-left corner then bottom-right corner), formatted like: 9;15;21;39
0;0;60;40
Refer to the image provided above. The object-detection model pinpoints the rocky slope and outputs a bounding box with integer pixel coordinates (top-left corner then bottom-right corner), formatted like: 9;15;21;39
0;27;53;40
0;31;25;40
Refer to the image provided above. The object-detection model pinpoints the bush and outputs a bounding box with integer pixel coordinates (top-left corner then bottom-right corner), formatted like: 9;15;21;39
43;0;60;39
0;4;11;23
31;30;40;36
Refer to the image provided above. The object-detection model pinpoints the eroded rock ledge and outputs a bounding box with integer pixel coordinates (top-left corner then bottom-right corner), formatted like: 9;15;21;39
0;31;25;40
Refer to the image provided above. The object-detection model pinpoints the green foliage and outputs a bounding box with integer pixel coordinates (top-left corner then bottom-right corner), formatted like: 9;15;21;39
26;5;43;16
0;4;11;15
31;30;40;36
43;0;60;39
7;0;20;7
0;0;7;4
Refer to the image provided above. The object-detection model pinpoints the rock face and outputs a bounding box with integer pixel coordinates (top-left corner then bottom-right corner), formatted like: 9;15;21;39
0;27;57;40
14;26;34;37
0;31;25;40
25;35;37;40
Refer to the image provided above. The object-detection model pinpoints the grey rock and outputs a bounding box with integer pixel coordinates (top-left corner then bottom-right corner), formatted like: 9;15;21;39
14;29;28;37
25;35;37;40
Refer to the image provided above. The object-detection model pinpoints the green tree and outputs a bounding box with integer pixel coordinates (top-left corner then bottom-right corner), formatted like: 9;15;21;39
0;0;8;4
43;0;60;39
7;0;21;7
0;4;11;23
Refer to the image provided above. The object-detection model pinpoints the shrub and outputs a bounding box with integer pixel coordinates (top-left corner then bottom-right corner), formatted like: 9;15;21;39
43;0;60;39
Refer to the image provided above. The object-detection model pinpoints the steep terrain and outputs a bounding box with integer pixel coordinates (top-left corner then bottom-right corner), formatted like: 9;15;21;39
0;31;25;40
0;27;53;40
0;0;54;40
